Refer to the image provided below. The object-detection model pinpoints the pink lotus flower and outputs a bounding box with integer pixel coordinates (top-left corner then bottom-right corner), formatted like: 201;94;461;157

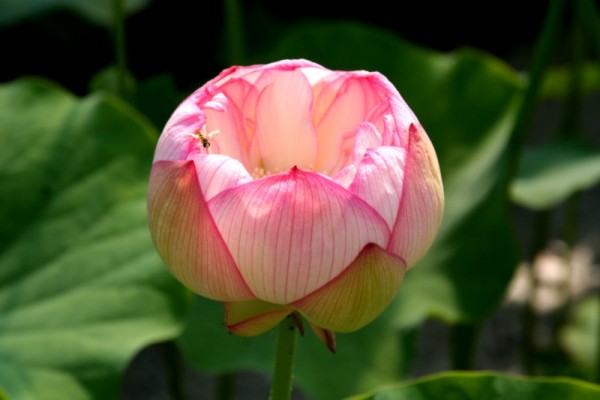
148;59;443;346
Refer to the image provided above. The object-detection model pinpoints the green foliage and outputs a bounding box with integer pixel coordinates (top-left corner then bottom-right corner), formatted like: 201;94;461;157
89;69;184;131
2;3;599;399
89;65;137;104
346;371;600;400
132;74;185;132
0;0;150;28
540;63;600;99
511;138;600;209
560;295;600;377
0;78;190;400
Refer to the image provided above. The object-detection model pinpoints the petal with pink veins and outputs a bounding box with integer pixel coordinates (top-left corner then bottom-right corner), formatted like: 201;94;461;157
332;164;356;189
367;73;419;147
381;114;397;146
311;74;346;128
388;124;444;267
225;300;293;336
147;160;255;301
203;92;228;112
191;154;252;201
154;102;205;162
349;146;406;230
293;243;405;332
208;167;391;305
204;78;260;167
313;76;376;173
202;105;246;165
350;122;383;164
254;69;318;172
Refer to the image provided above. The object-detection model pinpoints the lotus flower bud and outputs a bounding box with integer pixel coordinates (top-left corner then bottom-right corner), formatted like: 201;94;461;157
147;59;444;344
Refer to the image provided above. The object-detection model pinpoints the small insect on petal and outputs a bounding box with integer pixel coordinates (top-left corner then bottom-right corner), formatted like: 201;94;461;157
187;128;221;151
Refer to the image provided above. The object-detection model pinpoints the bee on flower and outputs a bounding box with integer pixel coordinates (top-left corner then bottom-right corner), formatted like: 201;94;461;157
188;128;219;151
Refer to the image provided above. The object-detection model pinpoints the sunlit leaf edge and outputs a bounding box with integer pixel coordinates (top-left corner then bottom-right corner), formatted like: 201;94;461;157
345;371;600;399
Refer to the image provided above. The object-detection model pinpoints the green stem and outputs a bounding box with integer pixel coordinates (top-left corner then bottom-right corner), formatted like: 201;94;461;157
224;0;245;65
505;0;566;186
112;0;127;98
270;317;298;400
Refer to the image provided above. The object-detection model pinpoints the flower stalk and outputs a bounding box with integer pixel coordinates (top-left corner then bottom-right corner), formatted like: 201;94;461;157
270;316;298;400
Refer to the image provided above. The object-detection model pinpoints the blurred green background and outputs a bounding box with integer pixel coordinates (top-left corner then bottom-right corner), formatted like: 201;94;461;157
1;1;600;399
0;1;544;94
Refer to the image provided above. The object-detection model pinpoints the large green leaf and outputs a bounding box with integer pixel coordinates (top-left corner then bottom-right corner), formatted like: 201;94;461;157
510;138;600;210
0;0;150;28
180;21;523;399
0;78;190;400
346;371;600;399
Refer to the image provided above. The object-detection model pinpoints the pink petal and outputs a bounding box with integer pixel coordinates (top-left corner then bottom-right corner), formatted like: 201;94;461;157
191;154;252;200
214;59;325;87
154;101;205;162
293;243;405;332
204;78;260;169
349;146;406;230
311;74;347;129
254;69;318;172
350;122;383;164
381;114;396;146
367;72;419;148
323;122;383;178
388;124;444;267
332;164;356;189
147;160;255;301
313;76;376;173
225;300;293;336
208;167;390;305
202;103;246;165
